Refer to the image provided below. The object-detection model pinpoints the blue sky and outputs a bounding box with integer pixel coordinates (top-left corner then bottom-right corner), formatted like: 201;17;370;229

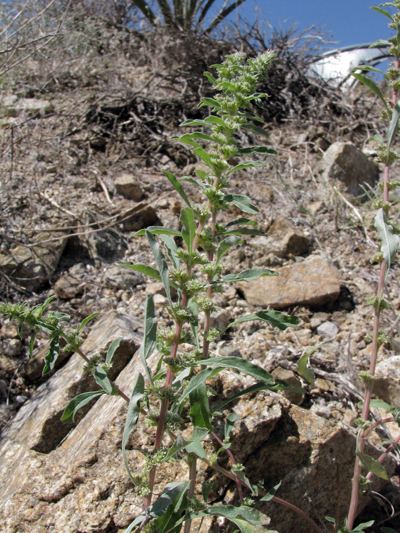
231;0;391;48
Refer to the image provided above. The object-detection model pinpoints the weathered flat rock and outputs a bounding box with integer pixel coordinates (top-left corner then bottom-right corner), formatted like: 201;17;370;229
322;142;379;196
1;95;54;117
239;255;342;309
0;232;67;290
3;311;140;452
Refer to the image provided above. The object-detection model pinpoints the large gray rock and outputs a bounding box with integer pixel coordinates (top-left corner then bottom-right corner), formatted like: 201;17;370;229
0;232;67;290
3;311;140;452
322;142;379;195
239;256;342;309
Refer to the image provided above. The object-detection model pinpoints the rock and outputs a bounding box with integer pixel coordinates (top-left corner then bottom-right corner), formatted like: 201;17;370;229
53;273;85;300
316;321;339;339
271;367;305;404
374;356;400;407
0;232;67;290
86;227;127;262
119;203;160;232
261;217;311;258
239;256;342;309
2;311;140;452
103;265;143;290
1;95;54;118
114;174;144;201
322;142;379;196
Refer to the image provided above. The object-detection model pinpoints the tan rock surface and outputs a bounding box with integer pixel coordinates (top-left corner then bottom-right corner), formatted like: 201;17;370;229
239;255;342;309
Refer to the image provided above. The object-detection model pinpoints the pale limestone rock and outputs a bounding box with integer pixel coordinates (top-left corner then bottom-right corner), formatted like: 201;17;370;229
114;173;144;201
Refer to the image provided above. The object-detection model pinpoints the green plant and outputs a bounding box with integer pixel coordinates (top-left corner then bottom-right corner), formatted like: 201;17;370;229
0;52;327;532
344;2;400;531
132;0;248;33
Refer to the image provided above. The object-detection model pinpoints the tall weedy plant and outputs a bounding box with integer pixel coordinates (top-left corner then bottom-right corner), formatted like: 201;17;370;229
345;3;400;531
1;53;322;532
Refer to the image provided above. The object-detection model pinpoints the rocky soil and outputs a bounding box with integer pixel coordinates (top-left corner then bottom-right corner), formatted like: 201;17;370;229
0;23;400;533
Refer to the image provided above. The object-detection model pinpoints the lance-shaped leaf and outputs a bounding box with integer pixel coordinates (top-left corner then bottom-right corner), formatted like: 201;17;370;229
122;373;145;478
222;268;276;283
357;452;389;480
239;145;277;155
222;227;265;237
374;208;400;270
42;332;61;375
105;338;121;366
230;309;299;331
176;132;213;146
189;383;212;430
214;382;272;411
225;193;259;214
177;367;219;406
121;262;161;281
387;100;400;148
139;295;157;382
196;356;278;389
147;231;171;304
135;226;181;237
93;365;115;395
228;161;264;174
159;234;180;269
181;207;196;253
164;170;192;207
352;70;389;112
78;312;98;333
217;236;241;262
61;391;104;422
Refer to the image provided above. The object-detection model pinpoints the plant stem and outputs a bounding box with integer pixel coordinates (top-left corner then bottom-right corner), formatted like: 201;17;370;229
183;454;198;533
347;65;398;529
212;431;243;501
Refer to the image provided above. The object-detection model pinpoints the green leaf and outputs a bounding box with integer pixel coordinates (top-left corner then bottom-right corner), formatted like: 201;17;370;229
177;368;219;406
228;161;264;174
176;132;213;146
180;118;210;128
230;310;299;331
147;231;171;304
357;452;389;480
297;352;315;385
28;332;36;357
196;356;278;389
159;234;180;269
184;427;208;459
371;6;393;19
260;482;282;502
189;383;212;430
352;71;389;111
121;262;161;281
239;145;277;155
199;97;222;109
387;100;400;148
203;504;262;526
135;226;181;237
164;171;192;208
370;399;393;412
225;193;259;214
78;312;98;333
222;227;265;237
61;391;103;422
222;268;275;283
93;365;115;395
42;333;61;375
216;236;241;262
226;217;257;228
106;338;122;366
122;373;145;478
374;208;400;270
351;520;375;531
181;207;196;254
140;295;157;382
